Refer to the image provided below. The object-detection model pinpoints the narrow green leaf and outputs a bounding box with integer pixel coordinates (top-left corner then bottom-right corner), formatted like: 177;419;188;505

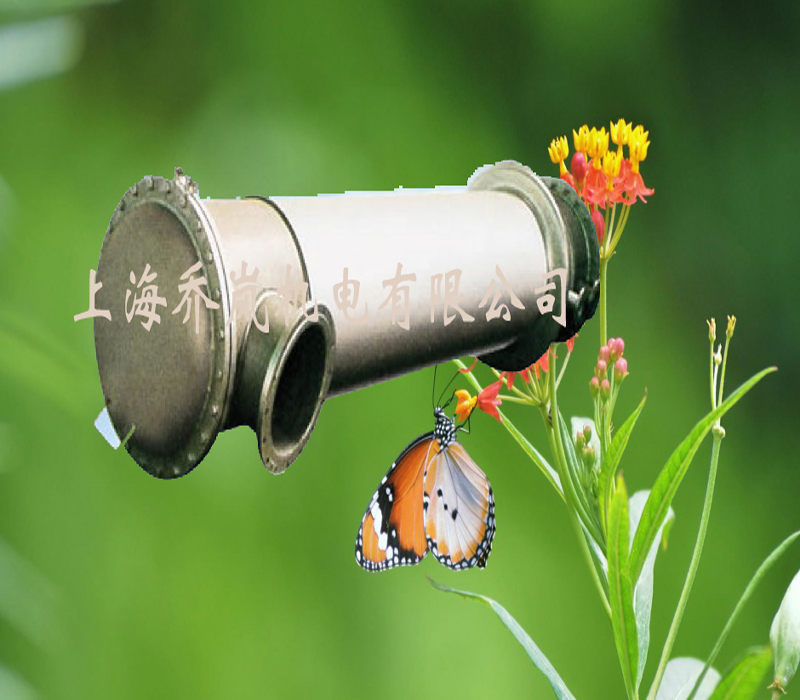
0;663;37;700
630;368;775;583
708;647;772;700
608;475;639;698
428;578;576;700
688;530;800;699
0;318;95;419
629;491;675;691
502;407;563;496
600;392;647;532
558;413;604;547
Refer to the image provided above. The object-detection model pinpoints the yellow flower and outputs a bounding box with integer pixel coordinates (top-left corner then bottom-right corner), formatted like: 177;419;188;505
586;126;609;166
548;136;569;174
628;125;650;173
454;389;477;422
610;119;631;149
573;125;590;153
602;150;622;190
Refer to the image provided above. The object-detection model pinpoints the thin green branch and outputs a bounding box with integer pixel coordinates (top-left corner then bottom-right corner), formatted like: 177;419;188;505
600;257;609;347
646;432;723;700
451;358;563;500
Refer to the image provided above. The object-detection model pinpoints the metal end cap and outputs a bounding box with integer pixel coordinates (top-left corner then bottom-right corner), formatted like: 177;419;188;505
468;161;600;371
95;170;232;478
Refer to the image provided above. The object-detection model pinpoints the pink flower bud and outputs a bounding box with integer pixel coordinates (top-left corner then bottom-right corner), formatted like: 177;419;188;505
601;378;611;400
595;359;608;378
598;345;610;363
583;425;592;442
592;209;605;244
589;376;600;397
571;151;588;186
608;337;625;362
575;432;586;450
614;358;629;381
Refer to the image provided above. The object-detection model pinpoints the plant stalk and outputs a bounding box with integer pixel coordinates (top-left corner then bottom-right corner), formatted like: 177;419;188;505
600;256;609;348
646;432;723;700
547;352;610;616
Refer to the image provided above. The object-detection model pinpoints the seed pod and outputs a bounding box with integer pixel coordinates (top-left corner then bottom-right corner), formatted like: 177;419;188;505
770;568;800;692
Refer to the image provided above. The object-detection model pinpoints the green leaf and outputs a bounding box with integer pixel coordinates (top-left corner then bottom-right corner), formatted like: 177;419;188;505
502;406;563;496
428;578;576;700
600;391;647;532
608;475;639;698
558;413;603;547
655;658;720;700
630;368;775;584
708;647;772;700
629;490;675;691
0;306;95;419
0;664;37;700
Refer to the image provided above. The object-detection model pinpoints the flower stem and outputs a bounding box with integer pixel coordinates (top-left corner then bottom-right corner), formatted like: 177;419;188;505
543;405;611;617
570;502;612;618
548;352;604;542
556;347;572;389
599;256;609;348
546;352;610;615
646;431;723;700
497;394;535;405
451;358;564;500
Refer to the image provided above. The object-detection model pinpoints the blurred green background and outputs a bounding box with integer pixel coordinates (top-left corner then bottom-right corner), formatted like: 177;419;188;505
1;0;799;698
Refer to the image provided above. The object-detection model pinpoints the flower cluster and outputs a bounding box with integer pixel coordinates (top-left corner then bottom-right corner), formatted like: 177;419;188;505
590;337;629;441
573;420;602;501
455;336;577;423
549;120;654;246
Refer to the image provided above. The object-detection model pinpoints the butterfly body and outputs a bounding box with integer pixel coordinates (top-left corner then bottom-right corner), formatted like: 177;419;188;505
355;407;495;572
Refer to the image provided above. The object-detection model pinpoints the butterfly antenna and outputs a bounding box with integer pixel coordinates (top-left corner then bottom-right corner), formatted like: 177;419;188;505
437;367;461;409
432;364;438;410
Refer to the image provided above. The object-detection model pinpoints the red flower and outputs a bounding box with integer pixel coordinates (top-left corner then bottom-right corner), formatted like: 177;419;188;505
584;167;607;207
532;350;550;379
458;357;478;374
583;183;608;209
560;171;576;190
503;368;531;391
620;169;654;205
566;334;578;353
477;380;503;422
570;151;589;189
591;209;605;244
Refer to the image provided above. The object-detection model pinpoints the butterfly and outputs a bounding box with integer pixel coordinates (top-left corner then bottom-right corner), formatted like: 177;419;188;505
355;405;495;572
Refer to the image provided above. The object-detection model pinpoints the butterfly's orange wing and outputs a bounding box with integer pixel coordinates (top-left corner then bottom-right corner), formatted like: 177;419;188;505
355;435;438;572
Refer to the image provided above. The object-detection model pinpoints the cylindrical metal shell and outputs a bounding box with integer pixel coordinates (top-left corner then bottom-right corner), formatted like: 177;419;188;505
269;162;597;392
93;162;598;479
